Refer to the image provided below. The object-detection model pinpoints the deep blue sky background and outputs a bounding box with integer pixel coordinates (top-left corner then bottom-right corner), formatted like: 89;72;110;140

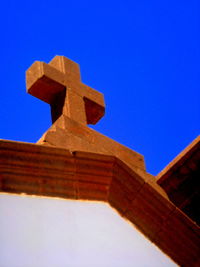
0;0;199;175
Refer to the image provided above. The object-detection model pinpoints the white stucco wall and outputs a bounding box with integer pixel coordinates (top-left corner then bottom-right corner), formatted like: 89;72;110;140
0;194;176;267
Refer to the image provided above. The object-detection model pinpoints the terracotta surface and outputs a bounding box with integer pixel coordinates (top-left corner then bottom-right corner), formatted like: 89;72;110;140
26;56;105;125
157;136;200;226
26;56;165;196
0;140;199;266
1;56;199;266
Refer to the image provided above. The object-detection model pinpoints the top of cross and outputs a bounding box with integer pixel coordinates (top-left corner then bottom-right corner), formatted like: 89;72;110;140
26;56;105;125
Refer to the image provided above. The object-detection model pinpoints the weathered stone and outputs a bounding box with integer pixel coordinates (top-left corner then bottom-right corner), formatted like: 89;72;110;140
26;55;105;124
1;55;199;267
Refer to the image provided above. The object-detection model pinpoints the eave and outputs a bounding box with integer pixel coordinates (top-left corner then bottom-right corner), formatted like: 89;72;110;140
1;140;199;266
157;136;200;226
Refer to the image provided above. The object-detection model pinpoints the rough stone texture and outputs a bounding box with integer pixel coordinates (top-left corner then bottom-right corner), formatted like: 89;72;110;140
26;56;105;125
26;56;146;172
1;56;199;266
125;183;175;240
37;115;146;170
154;208;200;266
0;140;199;267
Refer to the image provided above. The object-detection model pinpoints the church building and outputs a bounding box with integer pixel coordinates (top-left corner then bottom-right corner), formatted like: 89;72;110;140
0;56;199;266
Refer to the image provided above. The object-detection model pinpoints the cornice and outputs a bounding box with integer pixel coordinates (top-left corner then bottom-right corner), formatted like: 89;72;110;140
0;139;199;266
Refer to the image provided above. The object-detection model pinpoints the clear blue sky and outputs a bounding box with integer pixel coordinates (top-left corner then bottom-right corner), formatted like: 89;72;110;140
0;0;199;175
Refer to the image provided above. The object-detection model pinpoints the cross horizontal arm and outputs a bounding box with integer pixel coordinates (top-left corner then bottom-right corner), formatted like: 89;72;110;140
26;61;66;104
26;56;105;125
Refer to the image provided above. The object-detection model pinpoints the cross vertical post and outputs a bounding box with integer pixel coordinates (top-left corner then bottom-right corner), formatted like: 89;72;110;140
26;56;105;125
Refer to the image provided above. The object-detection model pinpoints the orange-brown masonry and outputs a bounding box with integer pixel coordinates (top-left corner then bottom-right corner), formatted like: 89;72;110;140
26;56;105;125
26;56;146;172
0;56;199;267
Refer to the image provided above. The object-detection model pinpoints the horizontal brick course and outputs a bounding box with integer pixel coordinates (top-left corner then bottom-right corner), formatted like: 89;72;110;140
1;139;199;266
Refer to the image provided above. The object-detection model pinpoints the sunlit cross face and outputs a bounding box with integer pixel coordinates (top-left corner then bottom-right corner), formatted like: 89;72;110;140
26;56;105;125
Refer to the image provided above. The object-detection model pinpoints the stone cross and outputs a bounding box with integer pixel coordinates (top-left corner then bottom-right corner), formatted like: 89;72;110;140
26;56;105;125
